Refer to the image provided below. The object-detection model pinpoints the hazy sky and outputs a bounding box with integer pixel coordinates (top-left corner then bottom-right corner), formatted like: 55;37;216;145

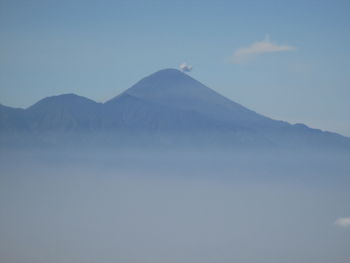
1;0;350;136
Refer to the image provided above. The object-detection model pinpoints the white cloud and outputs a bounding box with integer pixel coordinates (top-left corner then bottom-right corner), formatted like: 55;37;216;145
233;35;296;63
335;217;350;227
179;62;193;72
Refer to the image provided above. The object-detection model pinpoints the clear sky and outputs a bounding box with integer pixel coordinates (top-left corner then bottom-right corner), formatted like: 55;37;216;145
1;0;350;136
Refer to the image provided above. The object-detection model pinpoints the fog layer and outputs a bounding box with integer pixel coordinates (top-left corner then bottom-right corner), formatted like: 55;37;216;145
1;149;350;263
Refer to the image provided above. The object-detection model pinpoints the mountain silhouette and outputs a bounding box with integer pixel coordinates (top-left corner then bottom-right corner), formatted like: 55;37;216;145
109;69;280;125
25;94;102;131
1;68;349;150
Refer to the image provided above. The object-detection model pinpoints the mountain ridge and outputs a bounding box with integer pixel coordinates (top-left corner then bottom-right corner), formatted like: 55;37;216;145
1;68;349;150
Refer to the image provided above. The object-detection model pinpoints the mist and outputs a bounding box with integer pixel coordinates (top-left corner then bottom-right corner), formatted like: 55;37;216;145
1;148;349;263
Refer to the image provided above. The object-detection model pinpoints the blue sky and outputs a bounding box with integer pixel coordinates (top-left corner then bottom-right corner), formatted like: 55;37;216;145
1;0;350;136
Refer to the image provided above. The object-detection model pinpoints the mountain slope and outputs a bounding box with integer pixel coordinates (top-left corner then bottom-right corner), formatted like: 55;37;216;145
103;93;228;131
0;104;27;131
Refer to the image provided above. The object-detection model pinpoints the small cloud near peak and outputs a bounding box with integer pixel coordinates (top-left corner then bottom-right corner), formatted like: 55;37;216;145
179;62;193;72
233;35;296;63
335;217;350;228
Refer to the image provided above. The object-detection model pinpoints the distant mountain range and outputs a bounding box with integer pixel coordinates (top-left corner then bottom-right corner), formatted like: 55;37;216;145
1;68;349;150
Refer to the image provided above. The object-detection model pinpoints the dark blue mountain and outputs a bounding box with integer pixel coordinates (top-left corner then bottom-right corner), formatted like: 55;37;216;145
25;94;102;131
108;69;287;128
1;69;349;150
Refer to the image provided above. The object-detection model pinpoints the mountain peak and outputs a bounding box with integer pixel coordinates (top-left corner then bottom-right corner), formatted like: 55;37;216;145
27;93;99;115
28;94;97;109
106;68;274;125
151;68;184;75
108;68;211;102
146;68;190;78
127;68;197;93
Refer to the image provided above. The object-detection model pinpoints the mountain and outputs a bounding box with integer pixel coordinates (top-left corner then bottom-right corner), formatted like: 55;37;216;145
108;69;285;128
1;68;349;150
25;94;102;131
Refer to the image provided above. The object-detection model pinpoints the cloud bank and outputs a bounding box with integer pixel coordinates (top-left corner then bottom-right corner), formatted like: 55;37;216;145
335;217;350;227
179;62;193;72
233;35;295;63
